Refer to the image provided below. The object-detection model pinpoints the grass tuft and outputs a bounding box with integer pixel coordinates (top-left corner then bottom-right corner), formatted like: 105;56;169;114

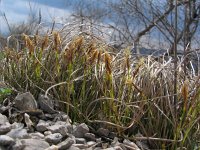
1;32;200;149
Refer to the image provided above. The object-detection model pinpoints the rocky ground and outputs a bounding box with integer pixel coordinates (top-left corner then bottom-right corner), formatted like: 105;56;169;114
0;92;148;150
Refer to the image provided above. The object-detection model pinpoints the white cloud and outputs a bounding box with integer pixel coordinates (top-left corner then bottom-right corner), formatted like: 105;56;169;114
0;0;72;34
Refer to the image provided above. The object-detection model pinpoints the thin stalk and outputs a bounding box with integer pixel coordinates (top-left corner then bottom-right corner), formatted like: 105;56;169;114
173;0;178;148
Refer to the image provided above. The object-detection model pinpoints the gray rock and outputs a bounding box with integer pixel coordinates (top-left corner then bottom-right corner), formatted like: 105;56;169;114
47;124;68;136
12;139;26;150
97;128;109;137
11;122;24;129
96;138;101;143
0;114;8;125
68;145;80;150
0;135;15;146
53;113;71;124
0;106;9;114
54;121;69;126
57;137;75;150
6;128;29;139
94;147;102;150
44;131;52;136
102;143;109;149
0;123;11;134
104;146;123;150
71;144;87;149
84;133;96;141
58;114;71;123
45;133;63;144
136;141;150;150
75;138;86;144
20;139;50;150
73;123;89;138
29;132;45;139
13;92;38;111
51;121;73;134
38;94;57;114
67;134;76;143
73;141;97;149
109;132;117;139
44;145;59;150
24;113;34;130
111;137;121;147
55;121;73;134
36;120;51;132
87;141;97;147
123;139;140;150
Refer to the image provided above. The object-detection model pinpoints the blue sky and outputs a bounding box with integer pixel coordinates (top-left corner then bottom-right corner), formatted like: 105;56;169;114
0;0;73;34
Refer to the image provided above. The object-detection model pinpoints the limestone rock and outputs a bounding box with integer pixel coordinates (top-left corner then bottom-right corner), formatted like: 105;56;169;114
13;92;38;111
73;123;89;138
45;133;63;145
44;145;59;150
6;128;29;139
29;132;45;139
57;137;75;150
19;139;49;150
0;123;11;134
0;135;15;146
0;114;8;125
36;120;51;132
38;94;57;114
47;124;68;136
75;138;86;144
97;128;109;137
123;139;140;150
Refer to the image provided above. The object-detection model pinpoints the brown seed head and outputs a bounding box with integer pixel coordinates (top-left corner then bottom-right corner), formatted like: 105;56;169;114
97;50;102;65
87;42;96;55
104;53;112;74
181;81;188;110
23;34;34;54
42;34;49;50
75;36;84;52
53;32;61;51
90;50;98;64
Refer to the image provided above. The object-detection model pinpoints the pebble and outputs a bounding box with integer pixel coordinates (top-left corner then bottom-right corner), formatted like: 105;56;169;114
84;132;96;141
104;146;123;150
0;135;15;146
6;128;29;139
11;122;24;129
75;138;86;144
38;94;57;114
0;123;11;134
19;139;50;150
13;92;38;111
57;137;75;150
12;139;26;150
87;141;97;147
123;139;140;150
97;128;109;137
0;92;142;150
68;145;80;150
45;133;63;144
73;123;89;138
36;120;51;132
44;131;52;136
29;132;45;139
0;114;8;125
44;145;59;150
47;124;68;136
